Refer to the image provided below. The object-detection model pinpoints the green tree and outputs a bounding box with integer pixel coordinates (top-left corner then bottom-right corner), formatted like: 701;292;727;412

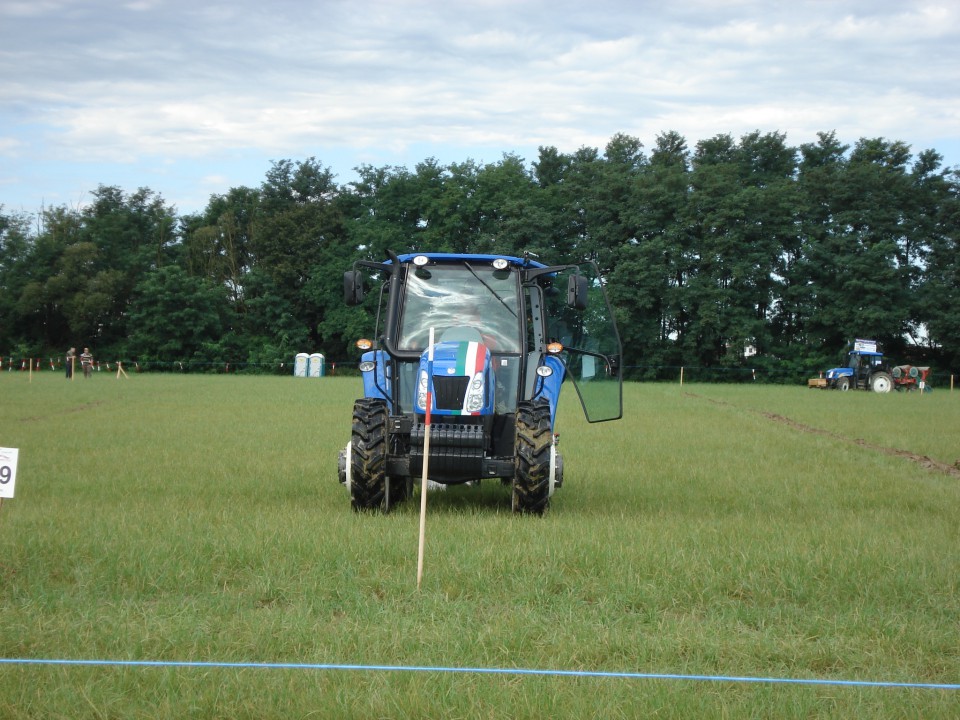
917;163;960;369
609;132;691;375
529;146;576;259
346;164;424;261
726;131;798;365
472;154;542;257
78;186;179;353
181;186;260;312
250;158;352;353
790;131;851;365
126;266;228;362
221;267;309;367
10;206;84;351
0;208;36;350
532;136;646;271
800;137;917;363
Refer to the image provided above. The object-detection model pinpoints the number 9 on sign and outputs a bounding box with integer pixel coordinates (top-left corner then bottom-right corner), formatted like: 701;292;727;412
0;448;18;499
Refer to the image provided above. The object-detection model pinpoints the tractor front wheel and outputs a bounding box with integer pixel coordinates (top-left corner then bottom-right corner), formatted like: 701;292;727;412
349;398;397;512
512;400;553;515
870;372;893;394
836;376;850;391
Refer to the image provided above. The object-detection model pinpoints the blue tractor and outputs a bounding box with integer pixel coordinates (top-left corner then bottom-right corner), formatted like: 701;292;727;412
338;251;622;514
824;339;894;393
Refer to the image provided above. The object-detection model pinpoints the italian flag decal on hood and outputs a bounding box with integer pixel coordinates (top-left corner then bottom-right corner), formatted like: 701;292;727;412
455;341;488;379
423;340;492;416
457;341;489;415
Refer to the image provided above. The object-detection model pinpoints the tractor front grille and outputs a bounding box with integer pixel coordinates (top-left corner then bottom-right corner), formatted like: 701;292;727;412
432;375;470;411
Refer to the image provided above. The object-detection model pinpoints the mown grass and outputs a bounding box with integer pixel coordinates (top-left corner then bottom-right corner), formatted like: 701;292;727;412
0;373;958;718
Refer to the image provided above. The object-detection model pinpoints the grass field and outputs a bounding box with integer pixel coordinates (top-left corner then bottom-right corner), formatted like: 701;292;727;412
1;373;958;718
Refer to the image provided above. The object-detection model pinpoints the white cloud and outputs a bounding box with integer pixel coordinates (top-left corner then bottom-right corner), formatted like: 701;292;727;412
0;137;24;157
1;0;958;213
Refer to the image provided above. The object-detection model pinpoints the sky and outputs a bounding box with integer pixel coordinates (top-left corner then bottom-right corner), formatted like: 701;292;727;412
2;0;959;217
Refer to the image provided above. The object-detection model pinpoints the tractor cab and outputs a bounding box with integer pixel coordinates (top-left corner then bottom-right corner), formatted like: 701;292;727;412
847;350;884;373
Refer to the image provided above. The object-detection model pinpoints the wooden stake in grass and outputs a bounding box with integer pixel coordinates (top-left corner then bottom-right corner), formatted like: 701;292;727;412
416;327;435;591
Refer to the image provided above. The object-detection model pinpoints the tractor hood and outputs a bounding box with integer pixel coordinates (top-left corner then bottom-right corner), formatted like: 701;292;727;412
415;340;495;417
826;367;853;379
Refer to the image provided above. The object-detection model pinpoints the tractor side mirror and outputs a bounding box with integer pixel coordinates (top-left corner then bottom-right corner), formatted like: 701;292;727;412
344;270;364;305
567;273;589;310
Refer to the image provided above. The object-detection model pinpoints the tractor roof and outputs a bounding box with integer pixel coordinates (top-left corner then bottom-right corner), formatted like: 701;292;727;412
393;253;547;269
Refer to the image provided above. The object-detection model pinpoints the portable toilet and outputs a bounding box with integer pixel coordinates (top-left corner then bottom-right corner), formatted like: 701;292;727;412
294;352;309;377
309;353;325;377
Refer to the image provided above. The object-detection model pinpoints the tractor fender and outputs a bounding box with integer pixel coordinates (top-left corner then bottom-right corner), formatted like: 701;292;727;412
360;350;391;407
533;354;565;427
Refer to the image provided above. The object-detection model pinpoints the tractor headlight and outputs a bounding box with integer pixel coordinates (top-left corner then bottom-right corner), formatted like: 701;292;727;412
536;365;554;377
416;370;429;411
358;360;376;373
464;372;485;412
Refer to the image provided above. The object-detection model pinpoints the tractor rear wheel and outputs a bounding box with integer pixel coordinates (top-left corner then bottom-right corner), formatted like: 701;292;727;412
349;398;397;512
870;371;893;394
512;400;552;515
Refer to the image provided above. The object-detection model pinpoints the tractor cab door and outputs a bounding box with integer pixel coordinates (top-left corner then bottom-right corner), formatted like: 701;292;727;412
544;263;623;422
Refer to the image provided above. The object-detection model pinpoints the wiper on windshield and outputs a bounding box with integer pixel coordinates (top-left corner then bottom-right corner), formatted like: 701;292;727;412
463;262;518;318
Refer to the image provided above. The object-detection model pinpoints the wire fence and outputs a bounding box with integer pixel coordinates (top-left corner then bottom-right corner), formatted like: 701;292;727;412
1;356;350;377
4;355;957;389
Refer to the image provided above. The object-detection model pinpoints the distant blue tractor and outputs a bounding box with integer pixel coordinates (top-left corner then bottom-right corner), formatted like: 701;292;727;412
824;339;894;393
338;252;623;514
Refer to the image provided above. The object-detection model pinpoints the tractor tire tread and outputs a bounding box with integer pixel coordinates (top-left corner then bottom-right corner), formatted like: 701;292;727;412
350;398;391;511
513;399;552;515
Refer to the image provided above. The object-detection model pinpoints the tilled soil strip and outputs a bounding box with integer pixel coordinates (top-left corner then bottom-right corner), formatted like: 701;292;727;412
686;392;960;480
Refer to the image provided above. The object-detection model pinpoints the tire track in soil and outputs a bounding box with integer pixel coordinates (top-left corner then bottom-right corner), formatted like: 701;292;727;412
19;400;106;423
686;392;960;480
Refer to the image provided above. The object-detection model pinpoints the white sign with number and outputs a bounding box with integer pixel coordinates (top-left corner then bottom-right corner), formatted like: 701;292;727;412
0;447;18;498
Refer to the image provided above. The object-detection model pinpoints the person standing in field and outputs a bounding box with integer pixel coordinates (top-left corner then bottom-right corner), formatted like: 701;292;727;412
80;347;93;378
65;347;76;379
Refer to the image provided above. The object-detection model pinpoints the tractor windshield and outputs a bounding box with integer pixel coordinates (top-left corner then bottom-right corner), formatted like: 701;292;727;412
397;263;522;352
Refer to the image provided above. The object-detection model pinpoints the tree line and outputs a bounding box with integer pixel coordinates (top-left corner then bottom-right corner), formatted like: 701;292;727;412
1;130;958;380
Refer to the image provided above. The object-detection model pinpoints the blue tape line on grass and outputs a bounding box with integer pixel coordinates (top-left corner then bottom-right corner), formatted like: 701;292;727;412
1;658;957;690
